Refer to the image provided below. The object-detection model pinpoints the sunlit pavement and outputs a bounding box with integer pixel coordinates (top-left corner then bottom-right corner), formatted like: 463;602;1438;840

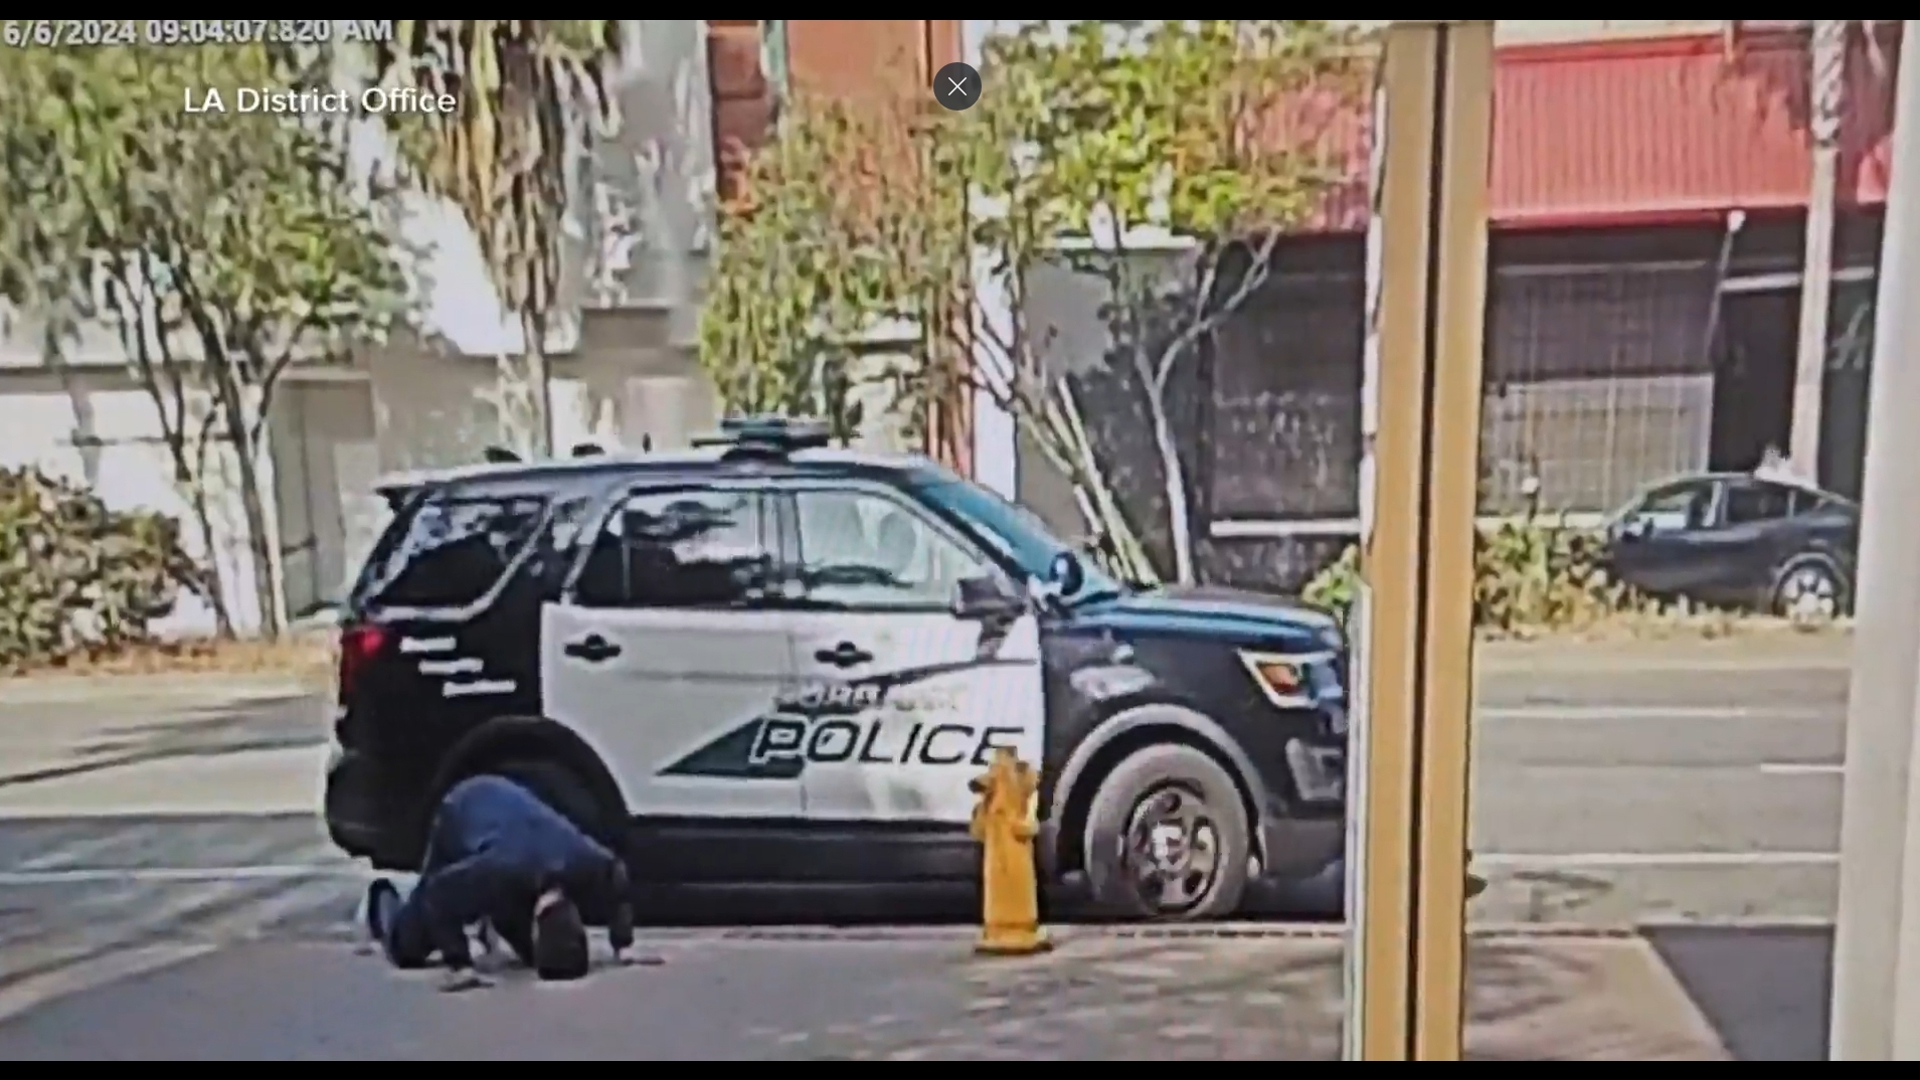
0;633;1852;1058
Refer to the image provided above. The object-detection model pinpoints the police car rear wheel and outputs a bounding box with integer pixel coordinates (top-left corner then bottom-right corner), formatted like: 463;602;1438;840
1084;744;1250;921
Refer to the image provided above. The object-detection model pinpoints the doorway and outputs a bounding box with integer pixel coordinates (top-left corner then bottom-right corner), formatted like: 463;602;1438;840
1707;289;1797;474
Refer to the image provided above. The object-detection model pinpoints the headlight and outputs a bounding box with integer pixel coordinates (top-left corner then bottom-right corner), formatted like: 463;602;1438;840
1236;649;1334;711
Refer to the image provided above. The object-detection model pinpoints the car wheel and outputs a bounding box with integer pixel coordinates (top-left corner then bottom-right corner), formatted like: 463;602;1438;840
1772;558;1848;623
1083;743;1251;921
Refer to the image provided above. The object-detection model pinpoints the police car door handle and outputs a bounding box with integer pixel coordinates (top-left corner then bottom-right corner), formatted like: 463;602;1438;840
814;642;873;668
563;634;622;662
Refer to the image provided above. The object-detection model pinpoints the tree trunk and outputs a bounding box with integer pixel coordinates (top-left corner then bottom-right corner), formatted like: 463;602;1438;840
1143;384;1196;583
209;366;284;640
106;297;236;637
525;312;555;459
1789;19;1850;482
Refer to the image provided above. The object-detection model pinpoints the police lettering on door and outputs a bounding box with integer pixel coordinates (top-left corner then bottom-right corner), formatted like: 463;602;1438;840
748;679;1020;769
749;715;1021;769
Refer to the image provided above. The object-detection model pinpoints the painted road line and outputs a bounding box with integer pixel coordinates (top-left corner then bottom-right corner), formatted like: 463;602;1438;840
0;943;217;1024
1475;851;1840;869
0;864;364;886
1477;705;1835;722
1758;762;1846;776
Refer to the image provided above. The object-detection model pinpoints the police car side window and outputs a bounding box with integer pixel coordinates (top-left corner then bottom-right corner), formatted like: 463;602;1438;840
573;489;773;610
793;489;990;610
361;494;548;610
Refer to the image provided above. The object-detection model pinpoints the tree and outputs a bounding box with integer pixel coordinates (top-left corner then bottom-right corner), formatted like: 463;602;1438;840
962;21;1362;583
699;21;1360;587
366;20;623;459
0;45;409;637
698;96;966;446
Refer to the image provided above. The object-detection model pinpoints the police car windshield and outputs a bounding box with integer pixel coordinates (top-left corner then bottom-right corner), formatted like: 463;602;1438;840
908;473;1121;600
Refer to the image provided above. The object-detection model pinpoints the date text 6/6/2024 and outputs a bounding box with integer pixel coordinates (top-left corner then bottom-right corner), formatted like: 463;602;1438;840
3;20;393;49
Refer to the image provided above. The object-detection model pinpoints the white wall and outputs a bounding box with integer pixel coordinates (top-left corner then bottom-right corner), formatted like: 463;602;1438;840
0;20;726;634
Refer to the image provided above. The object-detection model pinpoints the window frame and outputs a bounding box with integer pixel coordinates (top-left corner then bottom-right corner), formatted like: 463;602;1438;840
769;478;1009;615
1628;478;1714;534
560;479;777;612
1716;478;1795;529
352;488;554;617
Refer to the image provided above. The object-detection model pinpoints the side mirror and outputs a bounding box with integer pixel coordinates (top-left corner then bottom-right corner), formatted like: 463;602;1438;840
952;575;1025;621
1614;515;1651;541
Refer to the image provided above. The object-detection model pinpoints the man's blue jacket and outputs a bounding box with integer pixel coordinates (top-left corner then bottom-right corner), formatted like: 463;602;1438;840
386;774;629;970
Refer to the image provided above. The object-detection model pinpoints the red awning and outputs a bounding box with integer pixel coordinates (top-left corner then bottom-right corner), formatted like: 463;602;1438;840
1491;25;1897;230
1289;24;1899;233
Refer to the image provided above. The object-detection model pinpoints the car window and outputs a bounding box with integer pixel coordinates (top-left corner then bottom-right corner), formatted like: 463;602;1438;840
1635;482;1710;533
356;492;548;611
1721;482;1793;526
793;488;992;611
573;488;772;610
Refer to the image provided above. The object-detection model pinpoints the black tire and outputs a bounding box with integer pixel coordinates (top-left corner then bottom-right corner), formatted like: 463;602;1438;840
1083;743;1252;921
1770;556;1849;622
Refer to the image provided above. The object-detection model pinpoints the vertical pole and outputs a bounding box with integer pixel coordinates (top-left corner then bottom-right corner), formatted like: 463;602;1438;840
1829;20;1920;1061
1789;20;1849;482
962;19;1019;498
1343;20;1495;1063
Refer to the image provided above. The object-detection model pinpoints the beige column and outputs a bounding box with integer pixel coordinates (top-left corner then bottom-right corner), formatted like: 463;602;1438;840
1343;20;1495;1063
1829;19;1920;1062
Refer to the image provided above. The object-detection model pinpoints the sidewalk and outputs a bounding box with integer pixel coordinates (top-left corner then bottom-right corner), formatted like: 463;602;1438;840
0;927;1739;1060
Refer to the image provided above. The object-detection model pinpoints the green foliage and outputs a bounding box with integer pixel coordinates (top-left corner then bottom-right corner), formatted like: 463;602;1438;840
0;43;410;637
368;22;621;350
1302;522;1639;635
969;21;1358;246
1300;541;1361;618
701;21;1362;586
698;97;967;443
0;466;203;671
0;45;407;384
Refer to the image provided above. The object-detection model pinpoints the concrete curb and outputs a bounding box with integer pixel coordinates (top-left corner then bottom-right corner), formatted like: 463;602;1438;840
1476;635;1852;672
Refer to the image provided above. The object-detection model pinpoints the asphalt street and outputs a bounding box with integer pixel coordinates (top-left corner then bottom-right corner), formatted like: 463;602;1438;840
0;633;1851;1057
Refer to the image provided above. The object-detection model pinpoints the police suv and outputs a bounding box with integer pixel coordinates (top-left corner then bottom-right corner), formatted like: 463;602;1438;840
324;418;1348;920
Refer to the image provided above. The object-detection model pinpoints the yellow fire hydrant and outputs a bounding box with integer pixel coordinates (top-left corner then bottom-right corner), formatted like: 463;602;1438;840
968;747;1051;956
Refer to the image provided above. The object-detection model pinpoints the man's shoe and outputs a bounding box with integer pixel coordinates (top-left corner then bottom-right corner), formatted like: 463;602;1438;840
365;878;402;944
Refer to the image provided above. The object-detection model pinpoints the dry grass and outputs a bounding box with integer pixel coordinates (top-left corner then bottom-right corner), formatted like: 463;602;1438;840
1480;610;1852;643
1;634;334;685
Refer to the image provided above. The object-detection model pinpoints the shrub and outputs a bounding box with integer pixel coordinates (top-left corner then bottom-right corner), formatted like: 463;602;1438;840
0;465;205;671
1300;519;1639;635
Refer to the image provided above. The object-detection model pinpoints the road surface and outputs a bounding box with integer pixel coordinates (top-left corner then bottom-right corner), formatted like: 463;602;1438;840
0;635;1849;1056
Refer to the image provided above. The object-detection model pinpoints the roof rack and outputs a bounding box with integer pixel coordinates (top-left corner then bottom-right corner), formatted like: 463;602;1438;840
694;415;833;457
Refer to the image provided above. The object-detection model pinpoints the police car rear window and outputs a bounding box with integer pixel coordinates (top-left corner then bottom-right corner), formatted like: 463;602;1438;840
357;493;549;611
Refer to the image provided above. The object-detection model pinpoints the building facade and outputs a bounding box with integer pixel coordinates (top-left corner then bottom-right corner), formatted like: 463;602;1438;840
0;21;1901;630
0;20;725;632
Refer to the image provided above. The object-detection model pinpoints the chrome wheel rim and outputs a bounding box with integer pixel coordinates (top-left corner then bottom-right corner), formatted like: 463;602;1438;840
1121;786;1222;916
1780;566;1839;622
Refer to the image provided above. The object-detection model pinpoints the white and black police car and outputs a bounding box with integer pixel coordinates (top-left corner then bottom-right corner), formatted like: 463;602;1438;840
324;417;1349;920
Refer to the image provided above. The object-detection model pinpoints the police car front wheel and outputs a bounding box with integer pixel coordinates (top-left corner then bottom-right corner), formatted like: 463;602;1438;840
1083;744;1251;920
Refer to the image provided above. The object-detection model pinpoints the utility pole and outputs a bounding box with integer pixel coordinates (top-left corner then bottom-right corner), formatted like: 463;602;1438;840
1829;20;1920;1061
1789;19;1849;483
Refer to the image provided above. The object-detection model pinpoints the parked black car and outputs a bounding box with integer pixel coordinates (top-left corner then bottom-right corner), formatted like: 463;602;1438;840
1601;470;1860;619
